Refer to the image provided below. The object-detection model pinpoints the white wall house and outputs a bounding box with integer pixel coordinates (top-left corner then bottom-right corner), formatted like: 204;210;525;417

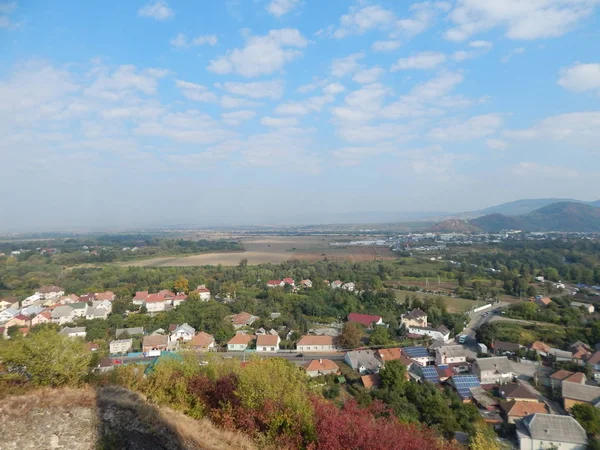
408;325;450;342
256;334;280;352
227;334;255;351
297;335;337;352
22;293;42;307
473;356;514;384
435;345;467;365
145;299;167;313
517;414;587;450
51;306;75;325
110;339;133;355
170;323;195;342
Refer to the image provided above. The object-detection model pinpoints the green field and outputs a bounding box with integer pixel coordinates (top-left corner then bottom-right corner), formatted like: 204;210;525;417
391;289;487;313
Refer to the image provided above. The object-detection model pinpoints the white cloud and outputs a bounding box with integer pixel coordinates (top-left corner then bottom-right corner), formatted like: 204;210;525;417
371;40;401;52
266;0;300;17
275;94;335;115
393;1;451;38
500;47;525;63
175;79;218;103
0;1;17;29
171;33;218;49
391;51;446;71
428;113;504;141
297;83;317;93
352;67;385;84
261;116;299;127
208;28;307;77
192;34;218;46
215;80;284;99
221;110;256;126
84;65;168;99
445;0;600;41
219;95;263;109
469;40;493;49
557;62;600;93
332;83;391;123
332;5;396;39
504;112;600;143
512;162;578;178
323;83;345;95
486;138;509;150
138;1;173;21
170;33;187;48
331;52;365;77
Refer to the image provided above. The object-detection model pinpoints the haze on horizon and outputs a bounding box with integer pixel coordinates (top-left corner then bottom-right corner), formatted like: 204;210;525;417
1;1;599;233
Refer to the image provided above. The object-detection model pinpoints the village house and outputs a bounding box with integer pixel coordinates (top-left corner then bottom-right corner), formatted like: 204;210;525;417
229;311;259;329
60;294;80;304
36;286;65;300
256;334;280;352
491;341;522;356
95;291;116;302
31;311;52;327
85;307;108;320
21;293;42;307
473;356;514;385
435;345;467;365
562;381;600;409
110;338;133;355
570;341;592;361
407;324;451;342
402;346;435;367
132;291;149;305
227;334;255;351
341;282;355;292
0;298;15;311
116;327;144;338
400;308;428;328
499;383;539;403
70;302;88;318
142;334;169;353
4;314;31;329
170;323;195;342
550;369;577;390
267;280;284;288
145;293;169;313
193;285;211;301
59;326;86;338
517;414;587;450
534;297;552;307
500;401;548;424
92;299;113;313
296;335;337;352
20;305;44;316
283;278;295;286
347;312;384;328
188;332;215;351
330;280;343;289
361;374;382;389
300;279;312;288
586;351;600;380
51;305;75;325
172;293;188;307
344;350;383;374
302;359;340;377
571;301;595;314
0;307;19;323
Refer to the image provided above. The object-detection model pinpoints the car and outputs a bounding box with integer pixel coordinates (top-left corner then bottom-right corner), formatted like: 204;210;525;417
296;353;304;357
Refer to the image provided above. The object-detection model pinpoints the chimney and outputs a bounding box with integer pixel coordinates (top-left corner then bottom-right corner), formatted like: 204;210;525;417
319;359;322;364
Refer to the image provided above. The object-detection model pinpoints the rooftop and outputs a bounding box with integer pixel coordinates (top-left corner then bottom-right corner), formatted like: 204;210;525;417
303;359;339;373
520;414;587;445
475;356;512;373
297;335;334;346
562;381;600;403
256;334;279;347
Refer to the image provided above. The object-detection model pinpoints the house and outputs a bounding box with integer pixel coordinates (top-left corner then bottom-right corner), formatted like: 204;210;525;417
145;293;168;313
447;374;481;401
564;372;587;384
229;312;259;329
344;350;383;374
85;307;108;320
132;291;149;305
361;373;382;389
267;280;284;288
31;311;52;327
300;279;312;288
407;325;451;342
491;341;522;356
172;293;188;307
550;369;576;389
283;278;295;286
400;308;428;328
4;314;31;328
586;351;600;380
499;383;539;403
570;341;592;361
171;323;195;342
375;348;412;365
435;345;467;365
60;294;80;304
193;285;211;301
331;280;343;289
256;334;280;352
227;334;255;351
341;282;355;292
110;339;133;355
402;346;434;367
92;299;113;313
534;297;552;307
95;291;115;302
473;356;514;384
296;335;337;352
78;293;96;303
22;293;42;307
347;312;384;328
529;341;551;355
0;299;15;311
116;327;144;338
470;386;498;411
158;290;176;299
59;326;86;338
36;286;65;300
562;381;600;409
517;414;587;450
571;301;595;314
142;334;169;353
302;359;340;377
500;401;548;424
189;332;215;350
70;302;88;318
0;307;19;323
20;305;44;317
51;305;75;325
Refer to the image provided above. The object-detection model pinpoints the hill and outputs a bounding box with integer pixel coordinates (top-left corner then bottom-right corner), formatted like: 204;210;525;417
461;198;589;218
469;214;524;233
428;219;481;233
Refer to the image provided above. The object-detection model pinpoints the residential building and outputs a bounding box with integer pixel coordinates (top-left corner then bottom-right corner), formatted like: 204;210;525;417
193;285;211;301
435;345;467;365
534;297;552;307
400;308;428;328
95;291;115;302
402;346;434;367
110;339;133;355
517;414;587;450
70;302;88;318
344;350;383;374
256;334;280;352
20;305;44;316
407;325;451;342
171;323;195;342
500;401;548;424
473;356;514;384
571;301;594;314
0;299;15;311
132;291;149;305
227;334;255;351
267;280;284;288
570;342;592;361
300;279;312;288
60;294;80;304
85;307;108;320
51;305;75;325
562;381;600;409
491;341;522;356
296;335;337;352
22;293;42;307
30;311;52;327
59;326;86;338
499;383;539;403
158;290;176;299
550;370;576;389
116;327;144;338
145;293;168;313
229;311;259;329
283;278;295;286
529;341;551;356
0;307;19;323
142;334;169;353
330;280;343;289
36;286;65;300
189;332;215;350
302;359;340;377
361;374;382;389
4;314;31;328
347;312;384;328
169;293;186;307
586;351;600;380
376;348;414;368
92;299;113;313
341;282;355;292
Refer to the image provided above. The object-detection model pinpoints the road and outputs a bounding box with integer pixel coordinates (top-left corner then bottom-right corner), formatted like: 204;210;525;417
115;351;346;365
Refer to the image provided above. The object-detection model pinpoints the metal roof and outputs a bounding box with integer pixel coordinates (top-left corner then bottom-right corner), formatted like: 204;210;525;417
421;366;440;384
521;414;587;445
403;346;429;358
451;374;481;400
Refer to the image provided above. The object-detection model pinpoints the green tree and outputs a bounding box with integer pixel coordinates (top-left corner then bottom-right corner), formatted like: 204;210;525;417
572;403;600;436
174;275;189;294
369;326;392;346
379;360;407;392
338;322;363;349
469;424;502;450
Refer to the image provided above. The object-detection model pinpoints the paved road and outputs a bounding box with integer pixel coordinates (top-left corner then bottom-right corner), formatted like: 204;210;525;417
460;302;510;356
115;351;346;365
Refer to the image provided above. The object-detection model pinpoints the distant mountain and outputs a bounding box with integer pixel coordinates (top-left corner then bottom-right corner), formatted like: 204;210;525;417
469;214;523;233
461;198;589;218
428;219;481;233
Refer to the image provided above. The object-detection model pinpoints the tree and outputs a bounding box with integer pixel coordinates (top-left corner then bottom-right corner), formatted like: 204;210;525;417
338;323;363;349
572;403;600;436
379;360;407;392
174;275;189;294
239;258;248;268
369;326;392;346
469;424;502;450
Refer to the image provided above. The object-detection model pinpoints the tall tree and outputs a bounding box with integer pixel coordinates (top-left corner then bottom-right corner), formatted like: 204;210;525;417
338;323;363;349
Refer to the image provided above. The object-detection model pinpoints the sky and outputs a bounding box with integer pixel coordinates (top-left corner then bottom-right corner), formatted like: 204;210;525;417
1;0;600;231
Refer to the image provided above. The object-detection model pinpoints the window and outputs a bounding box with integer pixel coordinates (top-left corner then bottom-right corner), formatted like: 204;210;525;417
271;347;275;351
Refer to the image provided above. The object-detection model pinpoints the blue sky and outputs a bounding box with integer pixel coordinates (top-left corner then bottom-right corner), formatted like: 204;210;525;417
1;0;600;231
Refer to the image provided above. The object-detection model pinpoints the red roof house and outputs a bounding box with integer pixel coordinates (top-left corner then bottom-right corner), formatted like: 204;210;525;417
347;312;383;328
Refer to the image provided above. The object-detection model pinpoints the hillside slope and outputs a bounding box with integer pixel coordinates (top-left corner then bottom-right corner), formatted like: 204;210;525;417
0;386;257;450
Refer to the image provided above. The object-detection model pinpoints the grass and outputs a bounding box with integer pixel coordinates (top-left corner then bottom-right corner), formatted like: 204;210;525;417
392;289;486;313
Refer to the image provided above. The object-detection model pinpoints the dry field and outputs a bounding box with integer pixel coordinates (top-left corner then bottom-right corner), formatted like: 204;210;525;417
124;235;396;267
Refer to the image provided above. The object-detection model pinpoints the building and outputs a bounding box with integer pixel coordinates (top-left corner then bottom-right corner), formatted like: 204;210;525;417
116;327;144;338
571;301;595;314
31;311;52;327
300;279;312;288
534;297;552;307
85;306;108;320
499;383;539;403
517;414;587;450
170;323;195;342
145;293;168;313
586;351;600;380
447;374;481;401
302;359;340;377
4;314;31;328
267;280;284;288
227;334;255;351
95;291;115;302
375;348;414;367
132;291;149;305
361;373;382;389
550;369;576;389
491;340;522;356
402;346;434;367
36;286;65;300
296;335;337;352
193;285;211;301
51;305;75;325
407;325;450;342
500;401;548;424
172;293;188;307
22;293;42;307
256;334;280;352
400;308;428;328
347;312;384;328
330;280;343;289
59;326;86;338
283;278;295;286
142;334;169;353
70;302;88;318
0;307;19;323
473;356;514;384
344;350;383;374
110;339;133;355
189;332;215;350
341;282;355;292
435;345;467;365
229;311;259;329
562;381;600;409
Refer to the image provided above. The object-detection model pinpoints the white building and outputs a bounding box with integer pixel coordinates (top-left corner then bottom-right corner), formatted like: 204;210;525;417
408;325;451;342
296;335;337;352
517;414;587;450
256;334;280;352
473;356;514;384
227;334;255;351
170;323;195;342
51;305;75;325
435;345;467;365
341;282;356;292
35;286;65;300
59;326;86;339
110;338;133;355
22;293;43;307
571;301;595;314
71;302;88;318
85;307;108;320
194;285;211;301
92;300;113;313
